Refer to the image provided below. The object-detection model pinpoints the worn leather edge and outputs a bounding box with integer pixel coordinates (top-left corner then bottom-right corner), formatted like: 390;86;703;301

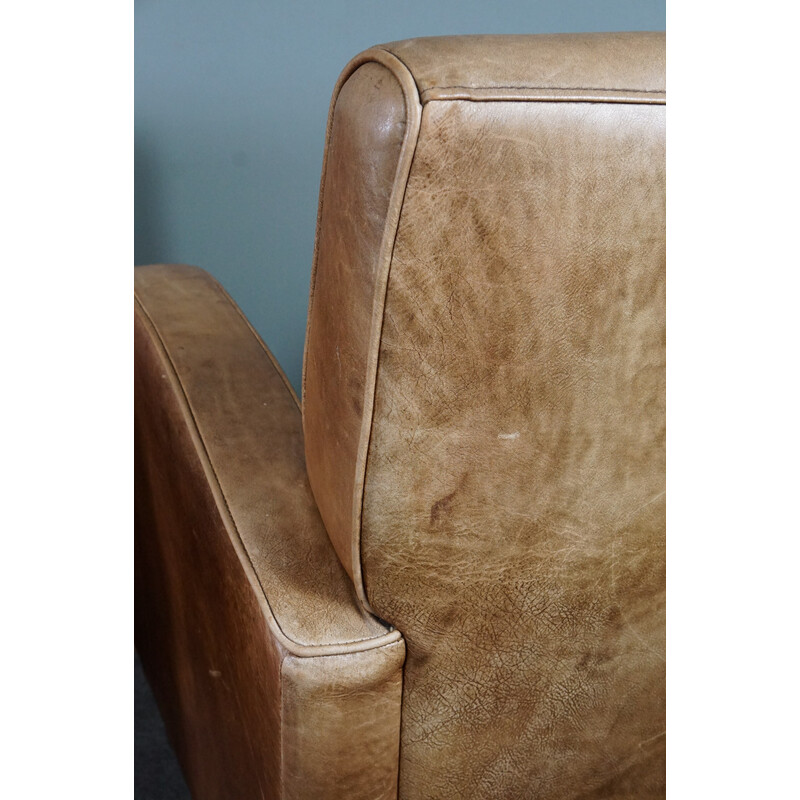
420;86;666;104
302;49;418;401
379;33;665;97
302;49;423;613
134;285;401;658
280;640;405;799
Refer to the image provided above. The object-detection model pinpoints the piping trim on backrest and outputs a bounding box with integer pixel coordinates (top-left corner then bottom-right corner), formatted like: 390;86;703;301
302;48;423;613
420;86;666;104
349;50;422;613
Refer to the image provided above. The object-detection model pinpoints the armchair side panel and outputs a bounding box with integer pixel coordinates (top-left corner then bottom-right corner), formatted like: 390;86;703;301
135;265;404;799
135;303;284;798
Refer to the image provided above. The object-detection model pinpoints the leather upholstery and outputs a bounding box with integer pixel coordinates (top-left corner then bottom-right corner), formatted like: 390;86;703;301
303;56;415;586
135;265;403;799
136;32;665;800
304;33;665;799
383;32;665;101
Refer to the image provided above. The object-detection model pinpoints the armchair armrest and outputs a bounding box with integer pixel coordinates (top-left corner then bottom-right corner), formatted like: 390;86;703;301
134;264;404;799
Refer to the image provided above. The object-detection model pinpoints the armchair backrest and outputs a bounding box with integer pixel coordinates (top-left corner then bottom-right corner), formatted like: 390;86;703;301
303;33;665;798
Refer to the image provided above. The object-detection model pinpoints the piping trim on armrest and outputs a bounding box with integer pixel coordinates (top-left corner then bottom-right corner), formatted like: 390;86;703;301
135;291;402;658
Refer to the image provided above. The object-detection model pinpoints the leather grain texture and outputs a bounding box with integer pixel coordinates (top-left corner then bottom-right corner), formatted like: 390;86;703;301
364;98;665;800
303;33;666;800
135;264;404;799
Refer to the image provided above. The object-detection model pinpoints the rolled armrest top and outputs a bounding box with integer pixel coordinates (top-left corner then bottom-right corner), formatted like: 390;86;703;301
134;264;396;656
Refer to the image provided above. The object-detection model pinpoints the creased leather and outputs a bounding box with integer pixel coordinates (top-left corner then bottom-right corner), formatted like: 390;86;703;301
135;264;404;799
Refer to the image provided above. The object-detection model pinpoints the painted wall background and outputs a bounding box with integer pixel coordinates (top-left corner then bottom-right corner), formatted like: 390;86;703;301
135;0;666;392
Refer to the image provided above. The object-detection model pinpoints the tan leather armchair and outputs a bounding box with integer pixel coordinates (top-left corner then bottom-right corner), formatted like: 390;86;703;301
135;33;665;799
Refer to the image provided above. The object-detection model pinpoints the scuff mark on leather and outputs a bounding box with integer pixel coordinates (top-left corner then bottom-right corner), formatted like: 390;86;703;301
430;472;468;524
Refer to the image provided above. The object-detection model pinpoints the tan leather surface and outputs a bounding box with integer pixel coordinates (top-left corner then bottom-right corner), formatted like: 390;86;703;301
303;56;416;589
135;264;404;798
135;297;282;798
382;33;665;100
364;98;665;800
282;643;404;800
304;33;666;800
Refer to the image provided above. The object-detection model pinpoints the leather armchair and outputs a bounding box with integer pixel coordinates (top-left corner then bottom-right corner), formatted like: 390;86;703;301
135;33;665;799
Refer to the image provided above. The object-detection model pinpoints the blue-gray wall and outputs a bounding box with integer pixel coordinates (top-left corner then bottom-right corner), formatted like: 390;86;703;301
135;0;665;392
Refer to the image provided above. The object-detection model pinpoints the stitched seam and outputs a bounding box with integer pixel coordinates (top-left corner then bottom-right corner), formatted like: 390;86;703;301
135;291;396;652
421;88;666;106
282;637;402;661
356;127;417;608
425;84;663;93
425;95;666;107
